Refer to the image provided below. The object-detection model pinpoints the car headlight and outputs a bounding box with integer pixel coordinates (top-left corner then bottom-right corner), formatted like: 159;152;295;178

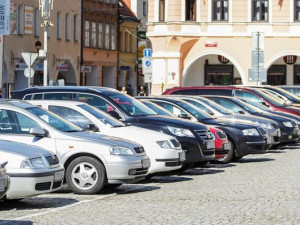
21;157;46;169
110;146;134;156
167;126;195;137
242;128;260;136
282;121;293;128
157;140;173;149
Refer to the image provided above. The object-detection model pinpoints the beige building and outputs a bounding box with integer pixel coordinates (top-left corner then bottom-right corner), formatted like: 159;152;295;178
147;0;300;95
2;0;80;97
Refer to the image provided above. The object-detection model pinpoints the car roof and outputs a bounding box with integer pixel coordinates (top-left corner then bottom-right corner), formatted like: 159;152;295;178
0;99;34;109
28;99;85;106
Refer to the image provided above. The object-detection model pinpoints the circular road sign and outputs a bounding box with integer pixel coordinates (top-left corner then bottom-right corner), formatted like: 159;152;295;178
24;68;35;78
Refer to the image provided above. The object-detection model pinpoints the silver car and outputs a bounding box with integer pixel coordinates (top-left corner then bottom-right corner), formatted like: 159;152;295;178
0;161;9;199
0;140;64;200
0;100;150;194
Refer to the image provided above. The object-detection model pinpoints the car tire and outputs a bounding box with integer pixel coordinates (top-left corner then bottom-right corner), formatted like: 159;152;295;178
66;156;106;195
217;140;234;164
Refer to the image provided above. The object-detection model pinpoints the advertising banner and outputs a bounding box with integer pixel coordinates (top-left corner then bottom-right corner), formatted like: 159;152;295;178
10;2;17;34
0;0;10;35
25;6;33;34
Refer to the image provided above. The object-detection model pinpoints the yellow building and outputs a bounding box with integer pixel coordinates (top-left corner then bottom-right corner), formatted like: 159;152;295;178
147;0;300;95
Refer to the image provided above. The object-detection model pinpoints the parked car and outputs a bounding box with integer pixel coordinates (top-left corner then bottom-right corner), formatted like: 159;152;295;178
11;86;216;169
138;99;230;162
137;96;273;163
205;96;300;143
0;160;9;199
279;85;300;97
0;100;150;194
28;100;185;175
0;140;64;200
162;86;300;116
173;95;281;145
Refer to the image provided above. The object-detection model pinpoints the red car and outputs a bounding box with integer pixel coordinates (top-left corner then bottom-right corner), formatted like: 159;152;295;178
163;86;300;116
208;126;230;162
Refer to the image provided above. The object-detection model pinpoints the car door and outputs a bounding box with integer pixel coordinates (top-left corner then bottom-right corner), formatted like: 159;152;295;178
0;108;57;154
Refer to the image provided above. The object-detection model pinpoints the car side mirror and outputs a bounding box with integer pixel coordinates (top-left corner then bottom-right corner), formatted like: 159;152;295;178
86;124;99;132
178;113;191;120
261;101;270;108
107;111;122;120
29;127;46;137
238;110;246;114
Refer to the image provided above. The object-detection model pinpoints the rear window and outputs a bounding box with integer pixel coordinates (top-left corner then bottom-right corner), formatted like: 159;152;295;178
171;89;232;96
44;93;72;100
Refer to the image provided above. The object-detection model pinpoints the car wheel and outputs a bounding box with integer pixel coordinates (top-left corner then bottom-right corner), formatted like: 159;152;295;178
217;140;234;164
66;156;106;195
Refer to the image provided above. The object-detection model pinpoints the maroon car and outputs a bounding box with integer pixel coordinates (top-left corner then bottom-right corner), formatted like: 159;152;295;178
163;86;300;116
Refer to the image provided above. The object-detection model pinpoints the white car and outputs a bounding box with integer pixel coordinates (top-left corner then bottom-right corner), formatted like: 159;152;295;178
28;100;186;174
0;140;64;200
0;100;150;194
0;161;9;199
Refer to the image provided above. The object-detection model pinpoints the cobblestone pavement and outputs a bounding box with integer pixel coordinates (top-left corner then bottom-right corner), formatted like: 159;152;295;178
1;144;300;225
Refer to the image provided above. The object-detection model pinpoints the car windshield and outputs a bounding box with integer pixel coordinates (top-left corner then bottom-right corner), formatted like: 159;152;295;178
141;101;176;117
260;89;291;104
27;107;82;132
233;99;264;113
271;88;300;102
176;100;213;120
78;104;125;127
109;93;157;116
194;98;232;115
243;100;271;112
254;89;287;107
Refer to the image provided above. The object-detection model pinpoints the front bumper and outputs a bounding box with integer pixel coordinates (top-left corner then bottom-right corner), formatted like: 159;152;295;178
279;126;300;143
6;166;64;200
215;141;230;159
105;154;150;184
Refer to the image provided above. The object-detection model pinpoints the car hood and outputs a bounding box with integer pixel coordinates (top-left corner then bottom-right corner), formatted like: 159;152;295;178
251;112;293;123
202;118;258;130
0;140;52;159
133;115;209;130
67;131;141;149
219;114;277;125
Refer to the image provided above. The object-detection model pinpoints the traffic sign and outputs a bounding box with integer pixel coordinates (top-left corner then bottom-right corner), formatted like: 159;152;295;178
24;67;35;78
143;48;152;57
142;57;152;74
248;69;267;82
21;52;38;66
144;74;152;83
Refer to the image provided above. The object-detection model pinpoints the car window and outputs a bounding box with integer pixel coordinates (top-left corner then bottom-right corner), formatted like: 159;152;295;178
152;101;186;116
44;93;72;100
0;109;40;134
211;99;244;114
74;94;117;113
172;89;232;96
48;106;93;130
234;90;261;102
33;94;43;100
24;95;32;100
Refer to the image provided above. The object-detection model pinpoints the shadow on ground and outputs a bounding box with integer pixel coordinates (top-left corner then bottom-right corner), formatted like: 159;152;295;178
238;157;275;163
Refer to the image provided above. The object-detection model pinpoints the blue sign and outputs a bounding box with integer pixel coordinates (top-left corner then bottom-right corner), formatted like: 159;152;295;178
143;48;152;57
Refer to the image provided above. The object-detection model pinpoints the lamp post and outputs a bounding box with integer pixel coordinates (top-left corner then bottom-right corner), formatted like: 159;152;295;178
39;0;53;86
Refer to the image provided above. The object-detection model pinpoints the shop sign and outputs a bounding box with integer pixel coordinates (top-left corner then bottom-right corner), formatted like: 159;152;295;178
120;66;130;71
81;66;91;73
57;63;68;71
205;41;217;47
15;63;27;71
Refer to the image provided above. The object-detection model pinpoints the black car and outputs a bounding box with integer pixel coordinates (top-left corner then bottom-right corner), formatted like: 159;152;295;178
137;96;273;163
11;86;216;169
280;85;300;97
205;96;300;143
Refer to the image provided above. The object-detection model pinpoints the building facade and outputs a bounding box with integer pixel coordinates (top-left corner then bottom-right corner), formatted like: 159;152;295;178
82;0;118;89
2;0;80;97
147;0;300;95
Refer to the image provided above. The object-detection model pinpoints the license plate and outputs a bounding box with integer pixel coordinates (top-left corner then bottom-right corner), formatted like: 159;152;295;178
206;141;215;149
54;171;64;181
179;152;186;161
223;142;231;150
266;136;273;144
142;159;150;169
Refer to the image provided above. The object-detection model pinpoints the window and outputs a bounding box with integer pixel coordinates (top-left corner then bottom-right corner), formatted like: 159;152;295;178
74;15;78;41
85;21;90;47
252;0;268;21
98;23;103;48
111;25;116;50
153;101;186;117
56;12;62;39
91;22;96;47
295;0;300;21
48;106;93;130
44;93;72;100
34;8;40;37
65;14;70;40
212;0;228;21
186;0;196;21
105;24;110;49
17;5;24;34
159;0;165;21
143;1;147;17
213;99;244;114
234;90;261;102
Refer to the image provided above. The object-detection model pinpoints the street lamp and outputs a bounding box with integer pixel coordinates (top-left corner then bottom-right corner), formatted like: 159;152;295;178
35;41;42;52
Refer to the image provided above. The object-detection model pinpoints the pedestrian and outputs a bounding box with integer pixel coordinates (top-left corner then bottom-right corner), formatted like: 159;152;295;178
138;85;147;96
121;86;127;94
